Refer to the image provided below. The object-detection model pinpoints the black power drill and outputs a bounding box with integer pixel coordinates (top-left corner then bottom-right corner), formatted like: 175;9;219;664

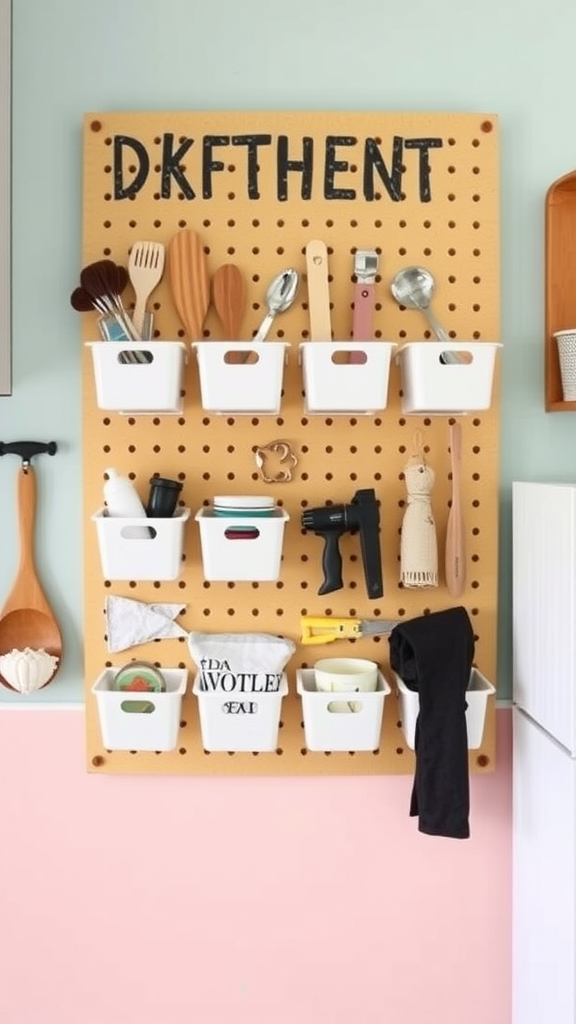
301;487;383;598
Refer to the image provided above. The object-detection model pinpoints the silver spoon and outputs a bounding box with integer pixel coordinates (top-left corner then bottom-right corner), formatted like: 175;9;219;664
390;266;451;344
253;268;299;342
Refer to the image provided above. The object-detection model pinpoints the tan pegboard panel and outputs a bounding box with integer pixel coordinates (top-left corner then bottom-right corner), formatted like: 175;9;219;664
81;111;500;776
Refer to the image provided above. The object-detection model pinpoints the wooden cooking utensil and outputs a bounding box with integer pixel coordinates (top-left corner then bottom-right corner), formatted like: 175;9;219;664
167;228;210;341
305;239;332;341
212;264;246;339
0;465;62;690
212;264;247;364
445;421;466;597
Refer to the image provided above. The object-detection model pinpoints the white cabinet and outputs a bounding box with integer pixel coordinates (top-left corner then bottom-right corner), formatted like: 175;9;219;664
512;481;576;1024
0;0;10;395
513;710;576;1024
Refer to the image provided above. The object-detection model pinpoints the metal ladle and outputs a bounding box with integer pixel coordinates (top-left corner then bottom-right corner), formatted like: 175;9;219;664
253;268;299;342
390;265;451;344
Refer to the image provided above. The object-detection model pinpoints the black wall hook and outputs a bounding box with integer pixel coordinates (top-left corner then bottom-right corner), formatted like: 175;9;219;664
0;441;58;468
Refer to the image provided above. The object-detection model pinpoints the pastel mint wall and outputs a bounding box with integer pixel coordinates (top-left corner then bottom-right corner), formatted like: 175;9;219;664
2;0;576;703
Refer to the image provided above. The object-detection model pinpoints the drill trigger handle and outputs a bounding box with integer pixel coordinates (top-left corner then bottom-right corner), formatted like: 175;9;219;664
316;528;344;595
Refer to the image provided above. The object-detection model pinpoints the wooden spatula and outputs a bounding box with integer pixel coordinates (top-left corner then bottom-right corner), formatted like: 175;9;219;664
212;264;246;339
212;264;247;364
167;228;210;341
445;421;466;597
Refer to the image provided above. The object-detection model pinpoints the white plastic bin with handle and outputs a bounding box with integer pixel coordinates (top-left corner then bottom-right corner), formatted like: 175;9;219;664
92;507;190;580
91;668;187;752
297;668;390;751
86;341;187;414
192;673;288;752
395;668;495;750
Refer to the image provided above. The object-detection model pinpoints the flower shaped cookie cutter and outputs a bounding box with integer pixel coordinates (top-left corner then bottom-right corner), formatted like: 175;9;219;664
254;440;298;484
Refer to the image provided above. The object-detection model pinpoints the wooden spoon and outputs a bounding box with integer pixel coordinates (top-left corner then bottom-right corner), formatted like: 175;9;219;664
167;228;210;341
0;466;62;690
212;264;247;364
212;264;246;339
445;421;466;597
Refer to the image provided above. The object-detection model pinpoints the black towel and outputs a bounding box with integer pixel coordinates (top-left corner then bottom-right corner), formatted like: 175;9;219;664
389;606;474;839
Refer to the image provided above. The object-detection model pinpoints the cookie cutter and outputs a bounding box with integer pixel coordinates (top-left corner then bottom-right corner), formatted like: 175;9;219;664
254;440;298;484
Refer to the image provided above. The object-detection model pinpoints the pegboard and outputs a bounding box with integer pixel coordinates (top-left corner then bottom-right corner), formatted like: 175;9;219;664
81;111;500;776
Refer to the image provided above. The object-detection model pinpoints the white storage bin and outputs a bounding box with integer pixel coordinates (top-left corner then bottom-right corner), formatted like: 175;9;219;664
395;668;496;750
92;507;191;581
86;341;187;414
192;673;288;752
299;341;396;413
195;507;289;581
395;342;501;414
192;342;289;413
92;668;187;751
296;668;390;751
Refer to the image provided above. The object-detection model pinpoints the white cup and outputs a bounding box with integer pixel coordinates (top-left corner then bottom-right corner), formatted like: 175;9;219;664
313;657;379;693
554;330;576;401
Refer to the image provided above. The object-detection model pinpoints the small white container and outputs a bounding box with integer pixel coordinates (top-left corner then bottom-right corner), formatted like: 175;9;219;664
192;342;289;414
395;342;501;414
299;341;396;413
395;668;496;750
192;673;288;752
554;330;576;401
313;657;379;693
92;667;187;752
297;668;390;752
86;341;187;414
195;507;289;581
92;507;191;581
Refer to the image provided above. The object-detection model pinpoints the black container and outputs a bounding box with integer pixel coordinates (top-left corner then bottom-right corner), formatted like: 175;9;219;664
146;476;183;518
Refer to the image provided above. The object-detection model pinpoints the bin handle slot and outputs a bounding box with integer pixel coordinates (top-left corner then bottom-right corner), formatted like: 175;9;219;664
331;351;368;365
327;700;364;714
119;525;157;540
117;350;154;364
439;350;473;365
120;700;156;714
224;526;260;540
224;350;260;365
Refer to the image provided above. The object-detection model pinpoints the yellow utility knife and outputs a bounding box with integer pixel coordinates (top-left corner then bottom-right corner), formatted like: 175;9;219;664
300;615;399;645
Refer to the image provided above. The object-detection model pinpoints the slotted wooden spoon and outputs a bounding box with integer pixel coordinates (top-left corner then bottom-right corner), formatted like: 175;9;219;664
0;465;62;690
167;228;210;341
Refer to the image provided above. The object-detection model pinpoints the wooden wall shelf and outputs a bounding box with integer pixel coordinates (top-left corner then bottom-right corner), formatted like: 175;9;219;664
545;169;576;410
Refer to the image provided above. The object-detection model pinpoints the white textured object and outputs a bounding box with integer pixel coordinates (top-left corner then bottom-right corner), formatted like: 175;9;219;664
400;459;438;587
554;331;576;401
0;647;59;693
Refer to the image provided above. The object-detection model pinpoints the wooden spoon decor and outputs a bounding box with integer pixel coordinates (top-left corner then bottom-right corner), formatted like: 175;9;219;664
167;228;210;341
0;460;62;691
212;263;247;364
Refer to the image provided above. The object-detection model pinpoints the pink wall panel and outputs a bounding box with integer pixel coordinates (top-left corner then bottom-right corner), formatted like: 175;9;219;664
0;708;512;1024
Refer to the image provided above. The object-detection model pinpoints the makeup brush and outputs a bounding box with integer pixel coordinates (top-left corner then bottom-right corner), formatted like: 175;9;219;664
80;260;141;342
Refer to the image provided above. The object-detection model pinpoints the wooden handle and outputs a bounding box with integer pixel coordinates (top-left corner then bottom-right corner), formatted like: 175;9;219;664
445;422;466;597
17;467;37;579
306;240;332;341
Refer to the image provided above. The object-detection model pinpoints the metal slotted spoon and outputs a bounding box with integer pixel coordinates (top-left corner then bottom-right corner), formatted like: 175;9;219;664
128;240;165;338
